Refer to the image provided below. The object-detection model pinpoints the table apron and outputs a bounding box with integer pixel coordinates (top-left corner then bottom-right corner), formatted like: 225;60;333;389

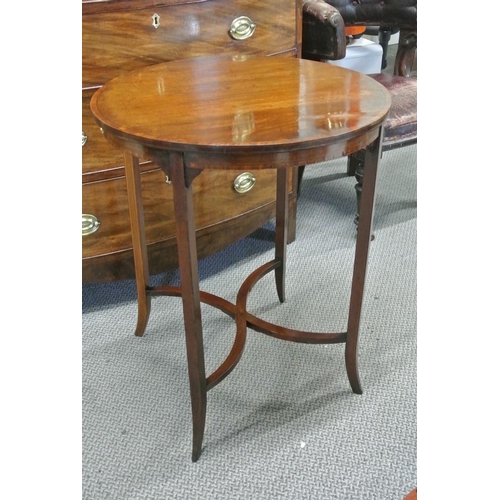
99;126;382;170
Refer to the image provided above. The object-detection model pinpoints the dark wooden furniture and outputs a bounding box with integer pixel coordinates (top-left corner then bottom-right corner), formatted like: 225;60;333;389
82;0;302;283
91;55;390;461
301;0;417;227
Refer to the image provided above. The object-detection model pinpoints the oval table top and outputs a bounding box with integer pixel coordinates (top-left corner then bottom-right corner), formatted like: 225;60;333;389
90;55;391;156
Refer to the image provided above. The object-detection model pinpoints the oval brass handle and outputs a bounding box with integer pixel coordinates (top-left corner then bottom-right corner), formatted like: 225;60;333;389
233;172;256;193
82;214;100;236
229;16;256;40
82;131;87;147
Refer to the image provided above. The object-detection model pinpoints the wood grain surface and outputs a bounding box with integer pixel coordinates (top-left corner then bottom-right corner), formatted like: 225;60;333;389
82;0;302;283
82;0;297;88
91;55;390;157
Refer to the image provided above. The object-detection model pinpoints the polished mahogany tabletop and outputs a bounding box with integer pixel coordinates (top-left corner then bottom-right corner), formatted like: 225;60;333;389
90;55;391;157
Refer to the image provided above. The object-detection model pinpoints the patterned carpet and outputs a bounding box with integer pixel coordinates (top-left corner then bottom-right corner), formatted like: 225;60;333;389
82;144;417;499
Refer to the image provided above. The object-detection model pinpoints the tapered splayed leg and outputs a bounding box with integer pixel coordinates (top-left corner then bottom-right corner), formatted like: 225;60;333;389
134;293;151;337
123;152;152;337
168;153;207;462
274;168;290;303
345;129;383;394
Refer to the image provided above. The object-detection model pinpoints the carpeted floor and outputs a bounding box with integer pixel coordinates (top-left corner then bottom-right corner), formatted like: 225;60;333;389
82;143;417;499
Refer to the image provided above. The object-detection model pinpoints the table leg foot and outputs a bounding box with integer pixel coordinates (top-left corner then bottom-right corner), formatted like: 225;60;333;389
190;389;207;462
275;266;286;304
134;292;151;337
345;354;363;394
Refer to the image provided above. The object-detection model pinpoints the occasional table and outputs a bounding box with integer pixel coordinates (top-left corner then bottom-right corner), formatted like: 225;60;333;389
90;55;390;461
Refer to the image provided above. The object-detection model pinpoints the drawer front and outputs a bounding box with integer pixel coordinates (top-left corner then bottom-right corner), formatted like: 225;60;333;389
82;167;292;259
83;89;164;178
82;0;297;87
82;89;125;176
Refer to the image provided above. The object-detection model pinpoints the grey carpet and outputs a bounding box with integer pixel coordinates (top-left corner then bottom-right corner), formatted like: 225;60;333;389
82;144;417;500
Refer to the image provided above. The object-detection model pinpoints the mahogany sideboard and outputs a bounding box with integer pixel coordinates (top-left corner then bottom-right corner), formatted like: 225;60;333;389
82;0;302;282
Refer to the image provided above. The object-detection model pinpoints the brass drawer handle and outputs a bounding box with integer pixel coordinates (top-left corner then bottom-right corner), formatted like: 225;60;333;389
82;131;87;147
233;172;256;193
229;16;256;40
82;214;100;236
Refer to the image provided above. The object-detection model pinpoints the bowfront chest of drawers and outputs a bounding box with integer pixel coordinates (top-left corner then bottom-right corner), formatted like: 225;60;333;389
82;0;302;282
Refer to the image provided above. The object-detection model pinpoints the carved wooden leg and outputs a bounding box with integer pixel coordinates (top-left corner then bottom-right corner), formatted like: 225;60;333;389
168;152;207;462
347;151;364;177
345;129;383;394
287;167;298;244
123;152;151;337
354;163;364;228
352;150;376;240
378;28;392;71
275;168;290;303
346;149;366;227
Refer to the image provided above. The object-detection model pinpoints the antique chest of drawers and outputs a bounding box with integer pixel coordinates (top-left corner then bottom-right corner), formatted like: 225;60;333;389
82;0;302;282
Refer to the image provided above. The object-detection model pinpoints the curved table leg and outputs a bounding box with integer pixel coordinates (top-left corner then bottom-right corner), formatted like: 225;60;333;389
123;152;151;337
275;168;290;303
345;129;383;394
170;152;207;462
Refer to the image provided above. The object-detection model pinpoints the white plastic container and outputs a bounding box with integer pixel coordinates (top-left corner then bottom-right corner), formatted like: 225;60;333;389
326;37;383;74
